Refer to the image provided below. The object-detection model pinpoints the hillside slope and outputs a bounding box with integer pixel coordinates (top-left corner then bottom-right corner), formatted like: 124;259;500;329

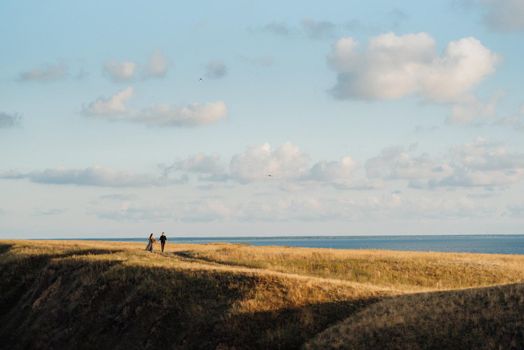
1;240;523;349
305;283;524;350
0;241;389;350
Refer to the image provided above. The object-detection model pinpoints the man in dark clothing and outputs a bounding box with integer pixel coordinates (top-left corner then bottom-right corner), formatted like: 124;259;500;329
159;232;167;253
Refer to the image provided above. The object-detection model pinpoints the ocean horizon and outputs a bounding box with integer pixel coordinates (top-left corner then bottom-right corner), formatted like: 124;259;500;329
45;234;524;255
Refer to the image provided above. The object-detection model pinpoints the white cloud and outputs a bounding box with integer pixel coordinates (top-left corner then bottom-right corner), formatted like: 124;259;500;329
230;143;310;183
167;144;360;186
435;167;524;188
83;87;227;127
328;32;499;102
367;139;524;189
103;61;137;82
450;138;524;171
205;61;227;79
163;154;226;181
84;86;134;115
136;101;227;127
0;112;21;128
161;144;359;186
307;156;357;181
171;154;224;174
0;166;163;187
366;146;452;182
102;51;169;82
18;63;67;82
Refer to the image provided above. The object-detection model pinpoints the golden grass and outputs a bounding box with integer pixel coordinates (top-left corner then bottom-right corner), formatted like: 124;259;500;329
0;240;389;349
1;239;523;349
173;243;524;290
305;283;524;350
62;241;400;308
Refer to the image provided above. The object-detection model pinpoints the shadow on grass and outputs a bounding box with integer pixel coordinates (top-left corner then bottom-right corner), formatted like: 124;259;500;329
0;245;381;350
0;245;125;332
215;299;377;350
0;243;13;255
173;250;244;267
305;282;524;350
174;250;258;269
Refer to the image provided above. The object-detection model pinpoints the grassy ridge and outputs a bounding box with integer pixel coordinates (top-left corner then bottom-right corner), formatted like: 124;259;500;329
178;244;524;290
1;240;523;349
0;241;388;349
305;283;524;349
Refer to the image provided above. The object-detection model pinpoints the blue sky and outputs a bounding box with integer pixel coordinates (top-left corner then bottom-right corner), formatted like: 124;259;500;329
1;0;523;238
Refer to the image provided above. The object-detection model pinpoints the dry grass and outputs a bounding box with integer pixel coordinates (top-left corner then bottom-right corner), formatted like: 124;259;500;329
174;243;524;290
1;239;523;349
305;283;524;350
0;240;389;349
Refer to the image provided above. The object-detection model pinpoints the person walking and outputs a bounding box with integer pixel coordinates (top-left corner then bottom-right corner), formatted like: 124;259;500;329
159;232;167;253
145;233;155;252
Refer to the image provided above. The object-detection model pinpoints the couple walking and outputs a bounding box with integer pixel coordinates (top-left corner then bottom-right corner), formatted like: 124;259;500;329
146;232;167;253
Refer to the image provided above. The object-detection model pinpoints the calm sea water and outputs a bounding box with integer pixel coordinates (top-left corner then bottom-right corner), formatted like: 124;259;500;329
76;235;524;255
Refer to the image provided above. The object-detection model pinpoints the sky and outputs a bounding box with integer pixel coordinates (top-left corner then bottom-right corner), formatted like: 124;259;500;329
1;0;523;238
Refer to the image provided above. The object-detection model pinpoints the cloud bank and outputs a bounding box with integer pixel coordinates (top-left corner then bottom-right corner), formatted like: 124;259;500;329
328;32;499;102
166;142;358;185
0;166;164;187
83;87;227;127
366;139;524;189
3;141;522;191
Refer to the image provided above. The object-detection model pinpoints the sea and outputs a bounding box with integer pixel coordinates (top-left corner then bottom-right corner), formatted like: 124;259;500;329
75;235;524;255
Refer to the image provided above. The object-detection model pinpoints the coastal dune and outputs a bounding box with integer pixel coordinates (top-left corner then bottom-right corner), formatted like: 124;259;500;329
1;240;523;349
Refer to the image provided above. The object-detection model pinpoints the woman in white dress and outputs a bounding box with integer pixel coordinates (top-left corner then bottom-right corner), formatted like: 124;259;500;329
145;233;155;252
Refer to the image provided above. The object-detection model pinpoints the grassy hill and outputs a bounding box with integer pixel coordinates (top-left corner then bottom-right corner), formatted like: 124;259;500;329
1;240;523;349
305;283;524;349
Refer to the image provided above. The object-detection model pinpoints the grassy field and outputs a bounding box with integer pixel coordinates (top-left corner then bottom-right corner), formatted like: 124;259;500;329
1;240;523;349
176;243;524;290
